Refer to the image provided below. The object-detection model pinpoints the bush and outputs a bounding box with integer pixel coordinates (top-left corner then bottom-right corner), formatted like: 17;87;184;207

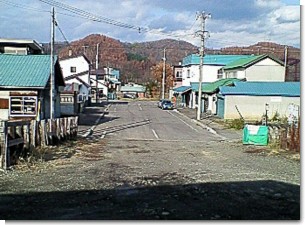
225;119;245;130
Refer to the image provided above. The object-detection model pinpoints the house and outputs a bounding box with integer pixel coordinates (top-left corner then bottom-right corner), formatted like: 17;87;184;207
177;54;253;108
181;54;253;86
172;63;183;89
0;54;65;120
218;82;300;120
0;38;43;55
60;83;81;116
120;83;146;98
222;54;285;81
59;54;91;107
90;67;121;101
190;78;242;114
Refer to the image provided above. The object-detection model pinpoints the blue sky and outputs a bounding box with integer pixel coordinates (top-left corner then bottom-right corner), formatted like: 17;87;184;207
0;0;300;48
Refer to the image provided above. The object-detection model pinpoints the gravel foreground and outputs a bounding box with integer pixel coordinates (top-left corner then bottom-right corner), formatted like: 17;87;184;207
0;137;300;220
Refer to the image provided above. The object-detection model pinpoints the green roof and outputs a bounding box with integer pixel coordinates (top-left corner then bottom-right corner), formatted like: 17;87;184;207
223;54;284;70
0;54;59;88
182;54;253;66
121;84;146;93
191;79;242;93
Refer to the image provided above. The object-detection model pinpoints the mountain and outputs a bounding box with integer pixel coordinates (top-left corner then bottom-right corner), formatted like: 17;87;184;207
46;34;300;83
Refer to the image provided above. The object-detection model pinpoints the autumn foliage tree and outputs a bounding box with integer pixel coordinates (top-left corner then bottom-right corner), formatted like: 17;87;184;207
150;62;174;99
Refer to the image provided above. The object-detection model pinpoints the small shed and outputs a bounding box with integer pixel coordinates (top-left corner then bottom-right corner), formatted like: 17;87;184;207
218;82;300;120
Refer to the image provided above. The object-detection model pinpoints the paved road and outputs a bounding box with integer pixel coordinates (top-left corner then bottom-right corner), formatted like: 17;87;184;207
0;100;300;220
90;101;221;142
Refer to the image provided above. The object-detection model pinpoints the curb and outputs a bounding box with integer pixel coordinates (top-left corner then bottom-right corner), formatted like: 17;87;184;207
175;109;226;139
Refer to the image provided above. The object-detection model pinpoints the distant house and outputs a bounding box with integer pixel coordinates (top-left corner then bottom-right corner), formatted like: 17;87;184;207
0;38;43;55
222;54;285;82
90;67;121;101
0;54;65;120
218;82;300;120
120;83;146;98
59;54;91;107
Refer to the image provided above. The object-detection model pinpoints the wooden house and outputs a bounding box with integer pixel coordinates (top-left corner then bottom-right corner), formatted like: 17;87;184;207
0;54;65;121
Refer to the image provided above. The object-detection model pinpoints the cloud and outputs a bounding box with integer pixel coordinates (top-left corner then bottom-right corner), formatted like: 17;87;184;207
0;0;300;48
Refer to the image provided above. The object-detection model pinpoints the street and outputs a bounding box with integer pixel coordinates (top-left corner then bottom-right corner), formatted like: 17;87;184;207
0;100;300;220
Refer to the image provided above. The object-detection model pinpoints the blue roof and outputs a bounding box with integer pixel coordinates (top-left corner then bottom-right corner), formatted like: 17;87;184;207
219;82;300;97
173;85;191;93
0;54;61;88
182;54;254;66
190;82;210;91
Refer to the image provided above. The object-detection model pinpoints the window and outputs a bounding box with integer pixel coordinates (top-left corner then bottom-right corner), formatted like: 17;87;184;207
70;66;76;73
10;96;37;117
176;71;182;78
61;96;73;103
217;69;223;79
187;69;190;78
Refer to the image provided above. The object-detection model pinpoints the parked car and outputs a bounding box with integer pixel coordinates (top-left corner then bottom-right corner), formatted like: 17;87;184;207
158;99;166;108
124;93;136;99
161;100;174;110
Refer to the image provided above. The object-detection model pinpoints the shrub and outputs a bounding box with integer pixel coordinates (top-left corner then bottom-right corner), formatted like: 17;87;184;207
225;119;245;130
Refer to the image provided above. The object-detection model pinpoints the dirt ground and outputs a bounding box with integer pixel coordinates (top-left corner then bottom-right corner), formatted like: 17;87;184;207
0;135;300;220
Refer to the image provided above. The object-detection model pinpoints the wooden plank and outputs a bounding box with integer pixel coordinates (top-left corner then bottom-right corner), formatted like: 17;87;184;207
0;120;8;169
8;138;24;147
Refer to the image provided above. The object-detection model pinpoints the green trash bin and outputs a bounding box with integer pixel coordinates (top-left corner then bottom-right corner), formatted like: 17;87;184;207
243;125;268;146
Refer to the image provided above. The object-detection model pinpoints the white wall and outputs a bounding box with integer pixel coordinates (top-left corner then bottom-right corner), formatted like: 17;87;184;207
60;56;90;84
225;58;285;82
182;65;223;86
224;95;300;120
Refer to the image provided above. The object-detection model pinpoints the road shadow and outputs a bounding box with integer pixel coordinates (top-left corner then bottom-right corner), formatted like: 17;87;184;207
0;180;299;220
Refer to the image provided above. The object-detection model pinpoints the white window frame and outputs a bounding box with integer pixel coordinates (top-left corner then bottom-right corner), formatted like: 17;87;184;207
10;96;37;117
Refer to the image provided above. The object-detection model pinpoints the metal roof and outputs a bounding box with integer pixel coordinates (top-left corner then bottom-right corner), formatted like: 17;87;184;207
182;54;253;66
0;38;43;51
200;78;242;93
219;82;300;97
0;54;58;88
120;84;146;92
223;54;284;70
173;85;191;93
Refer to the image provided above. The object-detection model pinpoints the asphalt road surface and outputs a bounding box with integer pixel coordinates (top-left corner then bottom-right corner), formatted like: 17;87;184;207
0;100;300;220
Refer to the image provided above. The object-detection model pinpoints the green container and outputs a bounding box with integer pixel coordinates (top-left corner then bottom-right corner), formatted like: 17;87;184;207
243;125;268;146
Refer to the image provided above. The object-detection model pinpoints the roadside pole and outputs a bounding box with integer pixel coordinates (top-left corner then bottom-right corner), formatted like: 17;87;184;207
196;12;210;121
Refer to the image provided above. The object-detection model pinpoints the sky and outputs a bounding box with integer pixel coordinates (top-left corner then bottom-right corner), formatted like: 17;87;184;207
0;0;301;49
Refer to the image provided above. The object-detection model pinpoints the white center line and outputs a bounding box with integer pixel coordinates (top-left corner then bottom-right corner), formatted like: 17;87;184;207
151;129;159;139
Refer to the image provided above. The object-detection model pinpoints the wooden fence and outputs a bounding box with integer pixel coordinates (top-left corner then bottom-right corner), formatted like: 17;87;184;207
268;120;300;152
0;117;78;169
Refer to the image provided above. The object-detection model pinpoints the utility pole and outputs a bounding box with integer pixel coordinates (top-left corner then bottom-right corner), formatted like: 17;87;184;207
50;7;55;119
162;48;166;99
284;45;288;80
96;43;99;103
196;11;210;121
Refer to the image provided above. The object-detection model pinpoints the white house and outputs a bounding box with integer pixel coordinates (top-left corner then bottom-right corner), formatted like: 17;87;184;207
59;54;91;106
180;54;253;109
222;54;285;81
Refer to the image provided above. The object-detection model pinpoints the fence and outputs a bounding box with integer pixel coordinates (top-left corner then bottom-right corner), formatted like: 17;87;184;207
268;120;300;152
0;117;78;169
